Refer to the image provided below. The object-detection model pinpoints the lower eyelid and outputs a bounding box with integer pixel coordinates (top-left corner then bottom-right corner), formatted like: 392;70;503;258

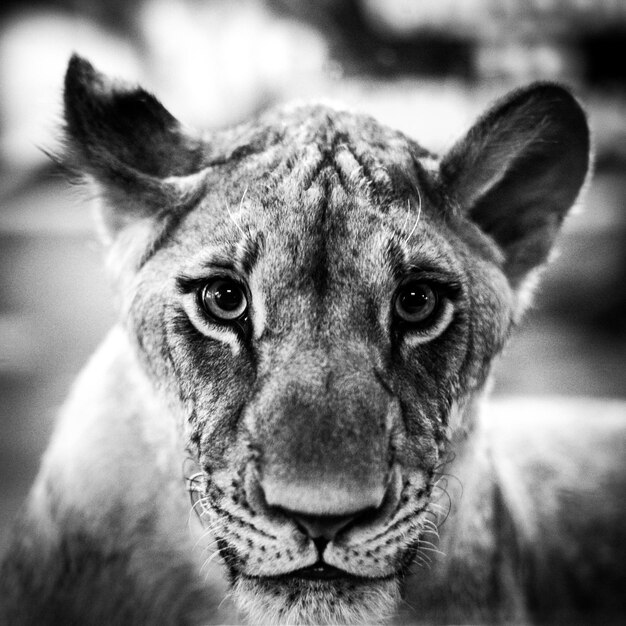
402;300;455;346
184;294;244;339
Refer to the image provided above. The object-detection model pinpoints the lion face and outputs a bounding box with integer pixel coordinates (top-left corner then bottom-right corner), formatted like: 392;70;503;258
62;57;589;624
119;109;513;624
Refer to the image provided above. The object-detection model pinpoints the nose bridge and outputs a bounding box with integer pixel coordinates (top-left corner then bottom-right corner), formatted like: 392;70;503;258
251;343;391;516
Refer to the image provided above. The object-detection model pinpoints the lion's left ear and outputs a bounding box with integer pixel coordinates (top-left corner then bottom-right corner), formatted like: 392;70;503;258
63;54;206;238
440;83;590;290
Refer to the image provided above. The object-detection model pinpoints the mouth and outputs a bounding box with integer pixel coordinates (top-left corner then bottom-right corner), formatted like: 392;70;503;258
250;561;396;584
280;562;350;581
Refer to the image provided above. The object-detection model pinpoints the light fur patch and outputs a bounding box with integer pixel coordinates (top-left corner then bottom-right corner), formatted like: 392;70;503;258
335;145;361;180
34;328;187;526
182;294;242;356
249;270;266;341
233;576;400;626
417;155;440;173
105;218;156;299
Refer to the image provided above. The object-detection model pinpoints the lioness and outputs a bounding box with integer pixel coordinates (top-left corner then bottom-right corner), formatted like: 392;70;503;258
1;55;624;625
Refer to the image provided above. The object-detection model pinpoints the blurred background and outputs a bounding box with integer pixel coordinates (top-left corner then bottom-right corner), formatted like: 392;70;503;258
0;0;625;551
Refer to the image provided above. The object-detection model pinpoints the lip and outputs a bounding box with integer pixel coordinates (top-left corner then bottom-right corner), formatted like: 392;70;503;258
254;562;395;583
285;562;349;581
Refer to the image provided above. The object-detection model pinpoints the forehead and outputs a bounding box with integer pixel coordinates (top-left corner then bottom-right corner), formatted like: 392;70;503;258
174;104;453;267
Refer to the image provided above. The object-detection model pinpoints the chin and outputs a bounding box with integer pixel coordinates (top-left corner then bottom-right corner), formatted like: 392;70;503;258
232;574;401;625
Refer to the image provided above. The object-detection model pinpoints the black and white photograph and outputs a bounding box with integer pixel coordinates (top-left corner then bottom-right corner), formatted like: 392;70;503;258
0;1;625;624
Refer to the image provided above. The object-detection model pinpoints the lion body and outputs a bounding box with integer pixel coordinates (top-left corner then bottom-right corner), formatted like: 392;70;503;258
1;56;625;625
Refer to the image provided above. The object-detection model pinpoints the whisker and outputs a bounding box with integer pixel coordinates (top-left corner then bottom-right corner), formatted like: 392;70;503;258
418;545;446;557
186;471;205;486
218;590;234;611
190;498;210;519
396;595;419;618
226;187;248;240
417;538;440;550
418;550;432;564
199;539;221;555
400;200;411;233
412;552;431;569
194;527;222;549
421;517;439;530
426;502;448;513
239;185;248;211
201;548;225;577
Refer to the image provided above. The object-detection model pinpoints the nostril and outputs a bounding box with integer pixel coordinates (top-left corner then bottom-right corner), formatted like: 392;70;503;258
312;536;329;557
291;510;371;542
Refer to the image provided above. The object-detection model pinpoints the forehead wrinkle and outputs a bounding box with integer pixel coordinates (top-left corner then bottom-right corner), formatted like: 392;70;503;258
279;118;398;205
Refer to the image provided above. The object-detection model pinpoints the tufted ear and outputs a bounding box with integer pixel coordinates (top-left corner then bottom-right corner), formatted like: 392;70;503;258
440;83;590;290
63;54;206;238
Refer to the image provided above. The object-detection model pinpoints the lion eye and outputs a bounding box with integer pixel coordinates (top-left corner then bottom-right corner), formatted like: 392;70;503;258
394;282;439;324
201;279;248;321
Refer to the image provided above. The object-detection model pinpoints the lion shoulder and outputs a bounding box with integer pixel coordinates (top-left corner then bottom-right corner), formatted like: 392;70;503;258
486;397;626;619
0;328;231;624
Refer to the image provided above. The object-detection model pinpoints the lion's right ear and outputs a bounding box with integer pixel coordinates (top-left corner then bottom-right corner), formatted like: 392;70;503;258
63;55;206;238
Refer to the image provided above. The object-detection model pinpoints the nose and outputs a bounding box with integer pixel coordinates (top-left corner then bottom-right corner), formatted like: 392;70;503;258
258;475;395;545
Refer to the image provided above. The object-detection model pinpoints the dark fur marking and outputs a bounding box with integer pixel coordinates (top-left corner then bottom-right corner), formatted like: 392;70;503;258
312;173;331;303
239;232;263;276
207;489;278;541
169;309;209;345
384;237;407;283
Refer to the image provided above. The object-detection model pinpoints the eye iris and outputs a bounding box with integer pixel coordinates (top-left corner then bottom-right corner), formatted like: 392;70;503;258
202;279;247;321
395;283;437;323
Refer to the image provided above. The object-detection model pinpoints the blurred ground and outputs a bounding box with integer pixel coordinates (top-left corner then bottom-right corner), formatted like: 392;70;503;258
1;0;625;551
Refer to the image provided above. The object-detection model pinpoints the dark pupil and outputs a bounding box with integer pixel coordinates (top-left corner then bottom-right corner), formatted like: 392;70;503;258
401;286;430;312
214;284;242;311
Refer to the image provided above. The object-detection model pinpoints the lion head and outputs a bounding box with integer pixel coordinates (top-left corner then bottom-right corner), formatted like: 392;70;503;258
62;56;589;624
